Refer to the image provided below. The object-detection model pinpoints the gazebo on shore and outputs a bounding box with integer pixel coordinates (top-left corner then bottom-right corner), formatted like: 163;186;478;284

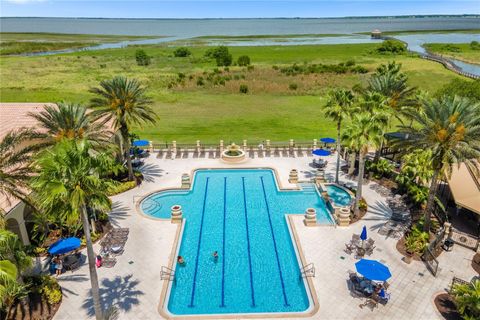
371;29;382;39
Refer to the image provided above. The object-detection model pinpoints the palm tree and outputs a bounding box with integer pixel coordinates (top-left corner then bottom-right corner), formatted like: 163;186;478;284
392;96;480;231
324;89;355;183
342;113;384;217
32;139;117;320
28;102;112;150
89;76;157;181
0;130;37;213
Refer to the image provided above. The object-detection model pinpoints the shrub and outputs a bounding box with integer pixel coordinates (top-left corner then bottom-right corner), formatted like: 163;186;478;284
451;279;480;319
345;59;355;67
272;65;279;70
247;65;254;71
358;198;368;211
376;40;407;54
404;223;429;255
289;83;298;90
237;55;251;66
351;65;368;74
204;46;232;66
470;40;480;50
43;284;62;304
99;63;106;69
239;84;249;94
196;77;205;86
135;49;151;66
173;47;191;57
233;74;240;80
28;275;62;305
436;78;480;102
107;180;137;196
224;67;230;72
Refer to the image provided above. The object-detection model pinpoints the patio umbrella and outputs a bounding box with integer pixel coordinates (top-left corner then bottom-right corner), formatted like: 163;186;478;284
355;259;392;282
48;237;81;256
320;137;336;144
360;225;367;241
132;139;149;147
312;149;331;156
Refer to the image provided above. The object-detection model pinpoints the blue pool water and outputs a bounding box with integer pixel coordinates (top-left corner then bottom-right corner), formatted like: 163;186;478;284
141;169;333;315
325;185;352;207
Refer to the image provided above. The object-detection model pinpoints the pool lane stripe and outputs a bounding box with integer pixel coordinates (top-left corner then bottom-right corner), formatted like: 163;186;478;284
188;177;210;308
260;176;290;307
242;177;256;307
220;177;227;308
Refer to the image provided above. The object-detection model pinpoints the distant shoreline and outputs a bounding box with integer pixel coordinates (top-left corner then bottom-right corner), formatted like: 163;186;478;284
1;14;479;20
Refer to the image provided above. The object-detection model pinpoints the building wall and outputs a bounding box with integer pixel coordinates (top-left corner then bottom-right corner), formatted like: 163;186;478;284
5;202;31;245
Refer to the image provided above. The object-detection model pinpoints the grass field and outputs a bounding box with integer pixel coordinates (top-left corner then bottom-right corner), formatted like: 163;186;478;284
0;33;158;55
424;43;480;64
0;37;469;143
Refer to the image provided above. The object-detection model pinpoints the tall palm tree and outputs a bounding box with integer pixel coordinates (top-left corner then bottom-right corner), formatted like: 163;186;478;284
392;96;480;231
28;102;112;151
324;89;355;183
343;113;384;217
89;76;157;181
32;139;117;320
0;130;37;213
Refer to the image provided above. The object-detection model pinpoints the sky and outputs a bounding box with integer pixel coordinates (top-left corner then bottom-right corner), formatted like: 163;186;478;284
1;0;479;19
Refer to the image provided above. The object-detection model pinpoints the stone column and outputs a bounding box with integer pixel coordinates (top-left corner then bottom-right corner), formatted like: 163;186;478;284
181;174;191;189
171;205;183;224
243;140;247;151
172;140;177;154
304;208;317;226
289;169;298;184
196;140;201;154
443;222;452;240
338;207;351;227
149;140;154;152
289;139;294;148
315;169;325;184
266;139;271;151
220;140;224;152
313;139;317;150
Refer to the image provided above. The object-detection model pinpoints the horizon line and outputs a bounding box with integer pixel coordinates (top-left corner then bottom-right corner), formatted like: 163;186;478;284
1;13;479;20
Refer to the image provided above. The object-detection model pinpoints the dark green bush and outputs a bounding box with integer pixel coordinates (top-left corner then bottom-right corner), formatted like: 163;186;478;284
376;40;407;54
289;83;298;90
135;49;151;66
196;77;205;86
345;59;356;67
237;55;251;66
247;65;254;71
239;84;249;94
436;78;480;102
471;40;480;50
351;65;368;74
173;47;191;57
204;46;232;66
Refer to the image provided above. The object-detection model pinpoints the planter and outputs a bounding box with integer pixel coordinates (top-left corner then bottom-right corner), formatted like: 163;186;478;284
304;208;317;226
171;205;183;224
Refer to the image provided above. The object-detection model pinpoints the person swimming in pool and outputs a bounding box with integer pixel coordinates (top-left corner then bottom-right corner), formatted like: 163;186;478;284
213;251;218;261
177;255;185;265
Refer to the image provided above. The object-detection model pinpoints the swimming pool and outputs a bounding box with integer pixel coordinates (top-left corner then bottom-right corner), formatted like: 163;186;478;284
141;169;332;316
325;184;352;207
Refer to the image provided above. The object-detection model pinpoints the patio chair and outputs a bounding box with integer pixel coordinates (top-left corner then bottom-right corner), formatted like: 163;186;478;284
345;242;355;254
352;234;361;242
348;273;365;296
102;257;117;268
366;238;375;247
365;245;376;256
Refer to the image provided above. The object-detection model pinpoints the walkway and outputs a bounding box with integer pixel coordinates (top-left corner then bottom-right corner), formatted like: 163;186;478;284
53;152;478;319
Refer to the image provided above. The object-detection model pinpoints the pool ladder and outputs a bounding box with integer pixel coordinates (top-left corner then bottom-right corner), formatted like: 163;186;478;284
161;266;175;281
300;263;315;278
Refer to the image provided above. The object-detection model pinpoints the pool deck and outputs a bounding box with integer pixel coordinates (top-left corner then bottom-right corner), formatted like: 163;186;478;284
53;152;478;320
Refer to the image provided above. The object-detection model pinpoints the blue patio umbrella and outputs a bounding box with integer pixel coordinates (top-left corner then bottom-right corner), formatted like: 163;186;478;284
48;237;81;256
355;259;392;282
132;139;149;147
360;225;368;241
320;137;336;144
312;149;331;156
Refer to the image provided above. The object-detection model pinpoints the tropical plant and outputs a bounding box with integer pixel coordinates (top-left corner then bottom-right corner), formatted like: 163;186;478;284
392;96;480;231
404;223;429;255
89;76;157;181
173;47;191;57
0;230;32;275
0;130;37;213
342;113;384;216
324;89;355;183
366;158;394;179
451;279;480;320
397;149;434;187
28;102;112;151
31;139;118;320
135;49;150;66
237;55;251;66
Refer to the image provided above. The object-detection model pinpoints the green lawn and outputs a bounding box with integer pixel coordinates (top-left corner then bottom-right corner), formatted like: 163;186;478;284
0;40;468;143
424;43;480;64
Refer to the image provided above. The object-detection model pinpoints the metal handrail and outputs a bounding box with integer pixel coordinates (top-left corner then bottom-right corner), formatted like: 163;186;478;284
300;263;315;278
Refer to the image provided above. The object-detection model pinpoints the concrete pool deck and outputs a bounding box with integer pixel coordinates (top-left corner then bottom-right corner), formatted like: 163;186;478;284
53;152;478;320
